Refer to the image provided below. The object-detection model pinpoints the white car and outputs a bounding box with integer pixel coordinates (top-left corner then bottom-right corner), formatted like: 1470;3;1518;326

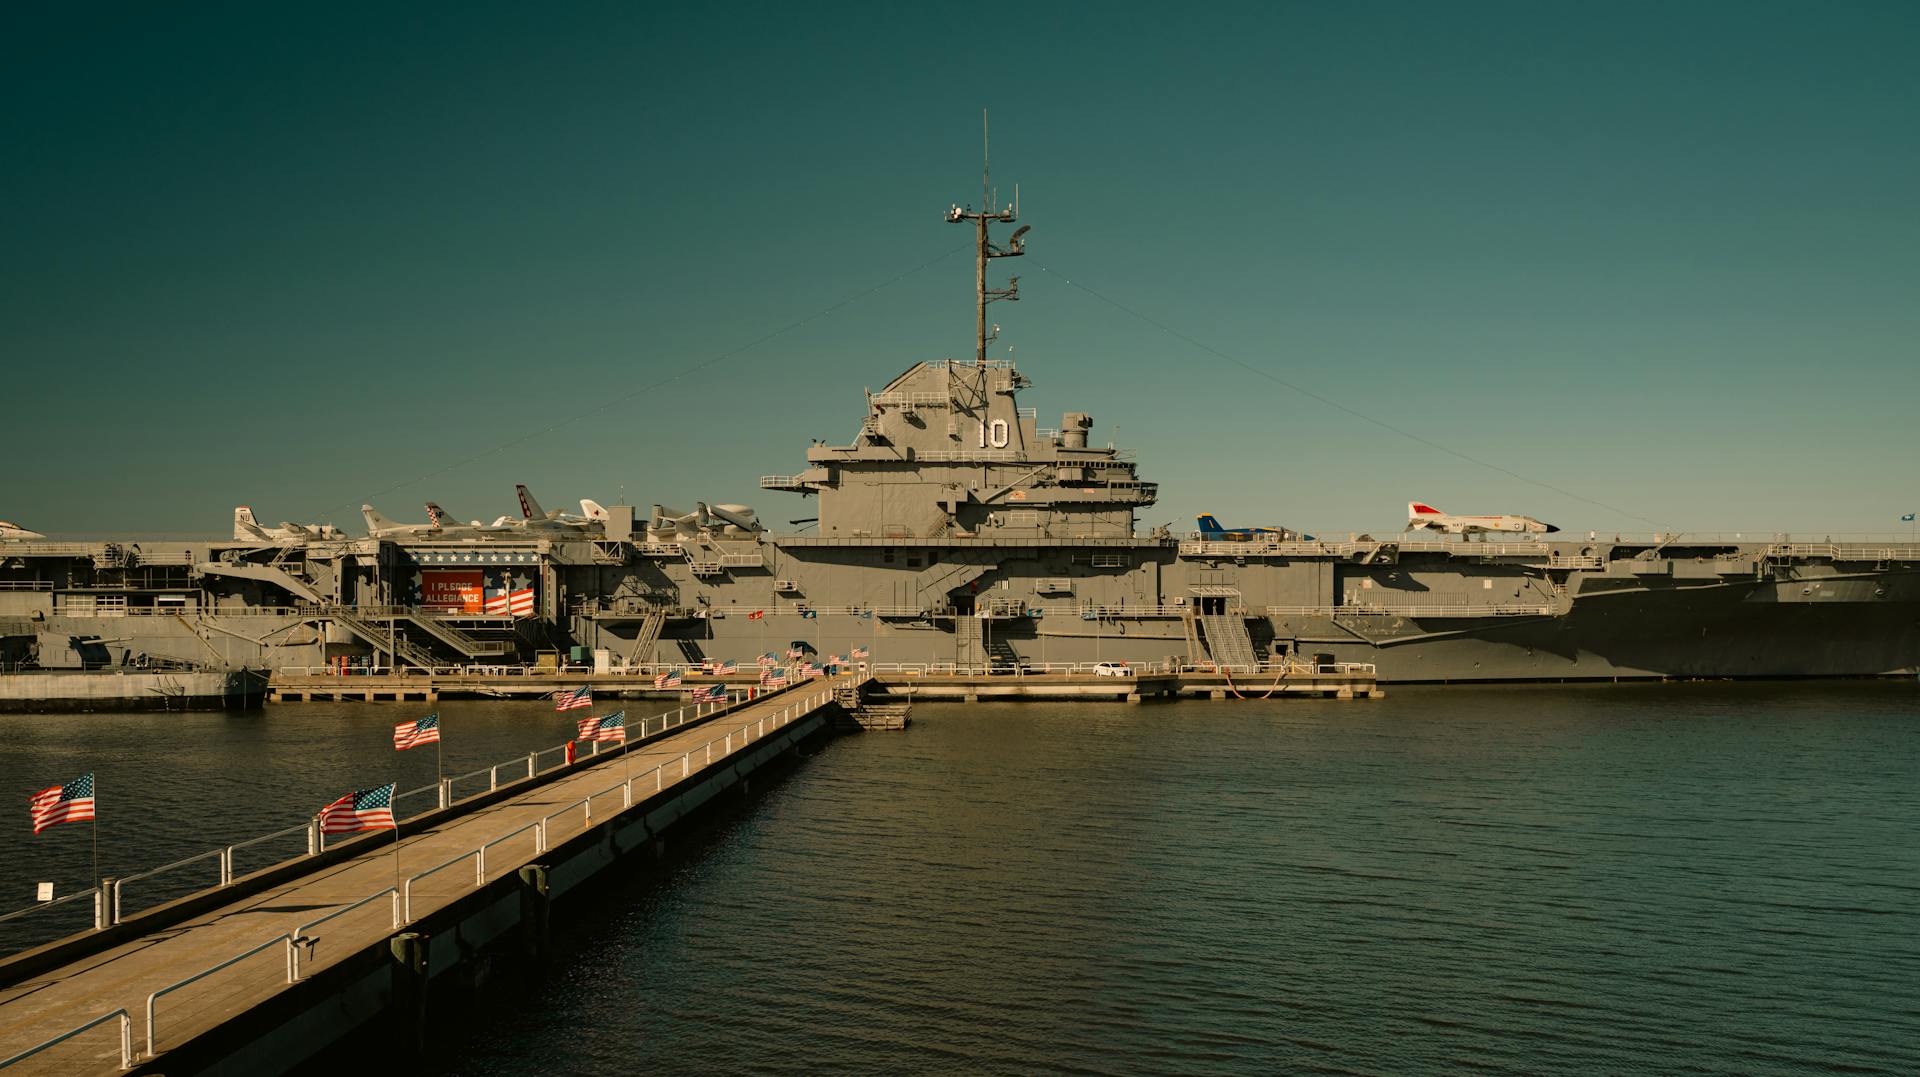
1092;662;1134;677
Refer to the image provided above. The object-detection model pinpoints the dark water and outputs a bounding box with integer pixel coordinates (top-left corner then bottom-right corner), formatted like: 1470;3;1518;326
7;685;1920;1073
444;682;1919;1076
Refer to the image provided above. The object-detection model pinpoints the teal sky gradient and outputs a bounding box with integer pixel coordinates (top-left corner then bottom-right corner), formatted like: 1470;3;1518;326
4;2;1917;537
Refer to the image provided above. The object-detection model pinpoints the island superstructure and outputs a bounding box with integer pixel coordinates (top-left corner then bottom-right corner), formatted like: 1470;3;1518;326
4;175;1917;685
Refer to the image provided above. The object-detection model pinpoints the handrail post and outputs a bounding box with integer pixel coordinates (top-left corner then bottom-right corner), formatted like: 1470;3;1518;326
490;764;499;792
390;890;400;929
284;934;295;984
438;778;452;811
682;753;689;777
220;847;234;887
527;752;537;779
477;846;486;885
308;817;320;856
120;1009;133;1067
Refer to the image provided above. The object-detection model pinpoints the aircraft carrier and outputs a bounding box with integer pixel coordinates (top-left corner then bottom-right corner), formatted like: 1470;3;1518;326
4;179;1918;686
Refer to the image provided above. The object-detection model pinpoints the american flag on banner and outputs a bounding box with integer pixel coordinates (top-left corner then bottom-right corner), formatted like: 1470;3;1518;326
757;652;777;667
786;646;805;659
713;660;738;675
851;646;870;659
692;685;726;703
760;667;788;686
800;662;823;678
393;714;440;750
828;654;845;666
319;784;397;834
29;773;96;835
577;711;626;743
555;685;593;711
654;670;683;689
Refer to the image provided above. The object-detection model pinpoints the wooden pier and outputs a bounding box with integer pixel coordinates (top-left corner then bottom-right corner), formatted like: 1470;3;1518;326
0;678;861;1074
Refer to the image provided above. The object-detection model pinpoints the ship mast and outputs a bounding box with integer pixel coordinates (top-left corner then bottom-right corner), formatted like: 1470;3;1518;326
946;110;1028;362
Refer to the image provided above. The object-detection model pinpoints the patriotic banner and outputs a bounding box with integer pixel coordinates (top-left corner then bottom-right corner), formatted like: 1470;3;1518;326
799;662;823;678
851;646;870;659
577;711;626;743
760;667;789;686
29;773;96;835
654;670;684;689
555;685;593;711
394;714;440;750
713;660;738;675
319;784;396;834
757;653;777;667
828;654;845;666
421;569;484;613
485;588;538;618
692;685;726;703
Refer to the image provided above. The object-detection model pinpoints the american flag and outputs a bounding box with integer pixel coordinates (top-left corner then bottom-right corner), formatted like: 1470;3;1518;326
785;646;805;659
654;670;683;689
319;784;396;835
577;711;626;743
555;685;593;711
757;653;777;667
828;654;845;665
29;773;96;835
760;667;788;686
850;646;870;659
713;660;738;675
692;685;725;703
393;713;440;750
800;662;823;678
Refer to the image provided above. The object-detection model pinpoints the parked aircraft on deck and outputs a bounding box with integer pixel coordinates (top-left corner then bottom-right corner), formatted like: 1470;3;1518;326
233;507;346;542
0;521;46;541
1406;502;1558;537
1195;514;1306;542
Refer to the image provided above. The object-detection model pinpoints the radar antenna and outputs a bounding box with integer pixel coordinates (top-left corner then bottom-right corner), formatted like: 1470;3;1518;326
945;109;1027;363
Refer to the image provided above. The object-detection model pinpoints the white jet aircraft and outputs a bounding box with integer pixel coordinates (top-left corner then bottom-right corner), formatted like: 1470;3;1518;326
234;507;346;542
1407;501;1558;538
0;520;46;540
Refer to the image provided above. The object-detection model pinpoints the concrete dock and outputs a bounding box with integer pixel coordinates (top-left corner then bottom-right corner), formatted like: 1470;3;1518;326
265;664;1381;704
0;678;857;1075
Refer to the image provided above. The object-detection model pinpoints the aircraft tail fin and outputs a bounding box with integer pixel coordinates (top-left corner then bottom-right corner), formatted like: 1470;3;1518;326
234;506;268;540
425;502;450;528
580;499;608;521
361;504;402;534
1409;502;1443;517
516;484;546;520
1196;514;1224;535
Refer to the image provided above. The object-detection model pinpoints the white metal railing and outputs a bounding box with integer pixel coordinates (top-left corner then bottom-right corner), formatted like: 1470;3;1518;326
759;475;805;488
914;450;1023;462
146;932;296;1058
0;1008;133;1070
1267;604;1554;618
1076;604;1185;617
1768;542;1920;561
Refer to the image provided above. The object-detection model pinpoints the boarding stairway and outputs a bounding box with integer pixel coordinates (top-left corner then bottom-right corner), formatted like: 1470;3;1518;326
1199;612;1261;672
954;616;984;668
322;608;438;670
399;610;515;658
623;607;669;665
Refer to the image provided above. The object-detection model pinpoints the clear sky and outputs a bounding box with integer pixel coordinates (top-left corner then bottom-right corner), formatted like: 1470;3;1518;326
4;2;1916;538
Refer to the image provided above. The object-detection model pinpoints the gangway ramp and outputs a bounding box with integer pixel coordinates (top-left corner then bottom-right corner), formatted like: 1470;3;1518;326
0;677;864;1075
